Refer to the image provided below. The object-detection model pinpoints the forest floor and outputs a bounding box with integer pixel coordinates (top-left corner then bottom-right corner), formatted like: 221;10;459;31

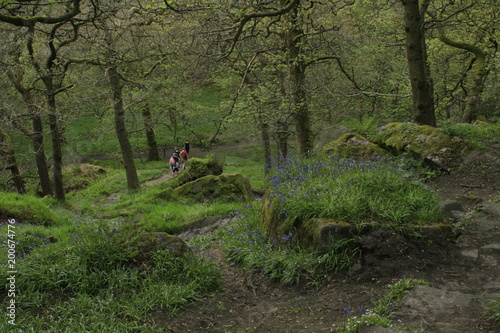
140;141;500;333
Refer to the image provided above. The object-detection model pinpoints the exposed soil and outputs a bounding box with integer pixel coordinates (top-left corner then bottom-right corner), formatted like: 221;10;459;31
146;142;500;333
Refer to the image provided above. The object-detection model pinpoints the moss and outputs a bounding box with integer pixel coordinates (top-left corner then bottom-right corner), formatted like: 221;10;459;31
63;164;106;192
260;196;289;239
372;122;473;169
322;133;390;158
401;224;455;242
297;218;356;251
157;156;224;199
173;174;253;203
113;223;188;265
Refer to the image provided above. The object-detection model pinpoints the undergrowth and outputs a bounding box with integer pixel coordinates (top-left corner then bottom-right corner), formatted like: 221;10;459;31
488;298;500;327
0;222;221;332
440;120;500;149
217;205;356;285
335;278;428;332
267;154;442;228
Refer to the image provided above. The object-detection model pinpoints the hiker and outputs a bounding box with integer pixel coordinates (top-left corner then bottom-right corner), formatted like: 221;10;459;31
183;141;190;154
173;147;180;157
169;154;180;173
180;148;189;170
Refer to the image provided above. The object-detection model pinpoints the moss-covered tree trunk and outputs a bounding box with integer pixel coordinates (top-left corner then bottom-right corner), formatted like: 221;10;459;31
107;65;141;190
6;70;53;196
142;103;161;161
0;130;26;194
32;115;53;196
285;0;313;154
401;0;436;127
275;121;289;161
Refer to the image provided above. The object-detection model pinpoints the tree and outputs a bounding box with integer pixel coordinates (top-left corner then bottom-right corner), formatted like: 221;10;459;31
400;0;436;126
0;0;84;200
426;0;499;123
0;129;25;194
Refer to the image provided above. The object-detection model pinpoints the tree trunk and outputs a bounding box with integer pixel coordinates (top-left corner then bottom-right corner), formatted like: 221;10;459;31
286;1;313;154
32;115;53;196
401;0;436;126
44;77;66;201
107;65;141;190
275;121;289;161
6;72;53;196
0;130;26;195
257;110;272;174
142;103;161;161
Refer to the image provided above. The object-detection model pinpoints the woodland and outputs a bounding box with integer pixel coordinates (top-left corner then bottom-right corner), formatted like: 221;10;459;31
0;0;500;332
0;0;499;197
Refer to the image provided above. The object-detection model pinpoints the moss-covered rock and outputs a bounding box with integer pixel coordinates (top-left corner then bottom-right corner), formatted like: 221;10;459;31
260;196;454;252
372;122;473;170
173;173;253;203
297;218;359;252
130;232;188;265
114;223;188;266
0;192;61;226
322;133;390;159
63;163;106;192
158;156;224;199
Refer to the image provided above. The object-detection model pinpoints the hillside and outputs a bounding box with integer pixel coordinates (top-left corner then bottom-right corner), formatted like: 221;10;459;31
146;139;500;333
1;132;499;332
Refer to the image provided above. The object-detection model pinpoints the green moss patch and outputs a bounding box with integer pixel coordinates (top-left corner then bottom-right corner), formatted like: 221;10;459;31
372;122;473;170
63;163;106;192
173;173;253;203
322;133;390;159
0;192;61;226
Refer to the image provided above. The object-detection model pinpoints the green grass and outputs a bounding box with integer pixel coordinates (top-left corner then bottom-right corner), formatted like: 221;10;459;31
268;154;442;228
223;146;267;190
0;192;67;226
0;222;221;332
440;120;500;149
487;297;500;326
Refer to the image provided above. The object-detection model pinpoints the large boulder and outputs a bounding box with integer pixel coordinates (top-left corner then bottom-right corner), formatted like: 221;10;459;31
296;218;359;252
260;197;454;253
114;223;189;265
130;232;188;265
322;133;390;159
260;198;364;252
173;173;253;203
372;122;473;171
158;156;224;199
170;156;223;188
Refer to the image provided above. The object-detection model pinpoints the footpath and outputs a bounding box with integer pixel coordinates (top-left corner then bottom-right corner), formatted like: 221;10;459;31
363;203;500;333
